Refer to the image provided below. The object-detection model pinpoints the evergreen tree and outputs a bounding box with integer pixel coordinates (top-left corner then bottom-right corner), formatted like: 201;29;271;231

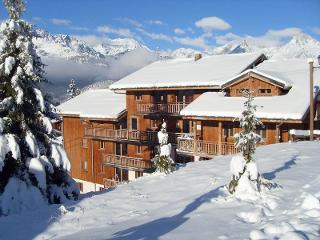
67;78;80;99
152;121;175;174
0;0;79;215
228;91;262;194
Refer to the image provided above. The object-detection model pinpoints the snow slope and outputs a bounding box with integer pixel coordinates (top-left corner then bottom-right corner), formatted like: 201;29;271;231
0;142;319;240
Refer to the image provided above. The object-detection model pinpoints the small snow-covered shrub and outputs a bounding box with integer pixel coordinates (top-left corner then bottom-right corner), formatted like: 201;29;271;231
152;121;175;174
228;91;262;195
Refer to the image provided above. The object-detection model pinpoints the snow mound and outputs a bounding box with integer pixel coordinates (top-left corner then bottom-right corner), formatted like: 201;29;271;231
301;194;320;210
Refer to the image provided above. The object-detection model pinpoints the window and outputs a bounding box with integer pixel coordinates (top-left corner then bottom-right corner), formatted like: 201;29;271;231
258;89;272;95
256;126;267;141
115;143;121;155
155;92;167;103
135;94;142;101
115;143;128;156
151;119;158;129
99;141;105;149
224;125;234;138
183;120;190;133
82;138;88;148
136;145;142;154
135;171;143;178
131;117;138;130
99;163;105;174
82;160;88;171
122;143;128;156
236;88;249;95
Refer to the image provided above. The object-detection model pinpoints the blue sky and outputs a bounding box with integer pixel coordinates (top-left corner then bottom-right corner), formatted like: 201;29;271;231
1;0;320;50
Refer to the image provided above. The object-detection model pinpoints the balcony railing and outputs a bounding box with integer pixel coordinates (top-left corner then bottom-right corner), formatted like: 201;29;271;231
84;128;158;142
103;154;154;171
103;178;128;188
137;102;188;115
177;138;240;157
84;127;191;145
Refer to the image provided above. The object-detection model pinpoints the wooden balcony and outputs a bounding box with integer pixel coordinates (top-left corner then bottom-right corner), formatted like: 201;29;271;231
137;102;188;115
84;127;158;143
177;138;240;157
103;154;154;171
84;127;191;145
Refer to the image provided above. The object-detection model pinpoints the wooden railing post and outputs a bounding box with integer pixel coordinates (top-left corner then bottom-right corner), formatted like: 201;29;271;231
218;121;222;155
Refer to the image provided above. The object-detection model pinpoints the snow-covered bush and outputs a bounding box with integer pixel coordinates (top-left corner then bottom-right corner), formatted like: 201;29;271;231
228;91;262;195
152;121;175;174
0;0;79;215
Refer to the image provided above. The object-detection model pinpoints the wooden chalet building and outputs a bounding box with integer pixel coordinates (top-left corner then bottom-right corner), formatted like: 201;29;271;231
59;53;320;192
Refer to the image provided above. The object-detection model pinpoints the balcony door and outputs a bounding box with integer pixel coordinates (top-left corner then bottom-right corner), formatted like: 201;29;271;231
154;92;167;103
115;167;128;182
178;90;193;104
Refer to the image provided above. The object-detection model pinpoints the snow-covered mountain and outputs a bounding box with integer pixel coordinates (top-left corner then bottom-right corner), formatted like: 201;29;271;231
93;38;145;57
170;48;202;58
272;32;320;59
24;29;158;100
212;32;320;59
33;29;151;65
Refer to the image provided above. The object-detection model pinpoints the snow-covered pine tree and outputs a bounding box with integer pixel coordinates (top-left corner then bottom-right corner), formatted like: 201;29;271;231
0;0;79;215
228;90;262;195
152;121;175;174
67;79;80;99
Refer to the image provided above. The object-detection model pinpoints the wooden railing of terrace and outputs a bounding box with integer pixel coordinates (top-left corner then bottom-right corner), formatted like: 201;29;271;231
137;102;188;115
103;154;154;171
177;138;240;157
84;127;191;145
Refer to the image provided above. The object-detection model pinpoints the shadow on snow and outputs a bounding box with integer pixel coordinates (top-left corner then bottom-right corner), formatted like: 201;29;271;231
262;154;298;180
109;185;225;240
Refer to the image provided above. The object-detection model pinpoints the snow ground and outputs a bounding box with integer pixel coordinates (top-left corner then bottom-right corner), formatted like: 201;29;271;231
0;142;319;240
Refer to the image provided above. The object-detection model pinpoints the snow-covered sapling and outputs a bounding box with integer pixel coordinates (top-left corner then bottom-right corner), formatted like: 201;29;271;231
152;121;175;174
228;91;262;194
0;0;79;215
67;79;80;99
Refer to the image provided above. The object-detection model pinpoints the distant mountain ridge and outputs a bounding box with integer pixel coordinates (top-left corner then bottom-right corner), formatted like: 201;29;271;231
170;32;320;59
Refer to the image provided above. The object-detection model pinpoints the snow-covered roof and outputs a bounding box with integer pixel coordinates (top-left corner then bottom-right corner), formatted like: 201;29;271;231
58;89;126;119
180;59;320;121
221;68;292;89
110;53;266;90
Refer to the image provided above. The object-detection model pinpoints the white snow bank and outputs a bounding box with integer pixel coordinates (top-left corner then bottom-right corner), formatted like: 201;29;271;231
0;142;319;240
301;194;320;210
0;177;45;215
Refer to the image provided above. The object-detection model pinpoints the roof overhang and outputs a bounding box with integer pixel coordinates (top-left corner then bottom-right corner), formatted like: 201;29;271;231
181;115;303;124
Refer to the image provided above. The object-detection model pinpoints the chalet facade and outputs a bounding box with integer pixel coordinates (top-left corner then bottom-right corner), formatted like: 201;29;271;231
59;53;320;192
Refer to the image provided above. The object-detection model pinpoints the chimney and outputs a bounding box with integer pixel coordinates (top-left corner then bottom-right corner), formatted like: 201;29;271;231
194;53;202;61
